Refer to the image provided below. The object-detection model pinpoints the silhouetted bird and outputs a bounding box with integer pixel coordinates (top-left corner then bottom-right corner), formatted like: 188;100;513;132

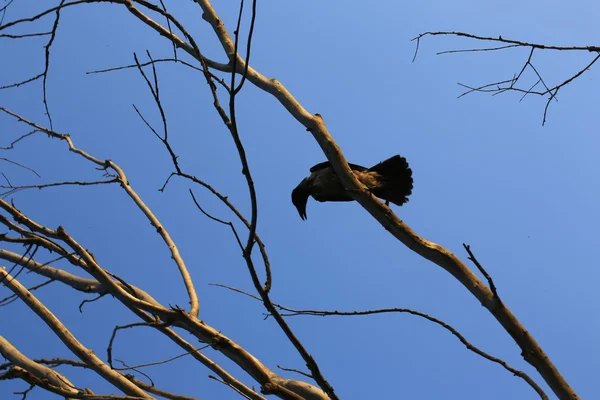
291;155;413;220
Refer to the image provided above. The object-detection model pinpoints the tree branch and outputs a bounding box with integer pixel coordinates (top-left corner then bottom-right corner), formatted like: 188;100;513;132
0;336;79;396
413;31;600;125
0;267;153;398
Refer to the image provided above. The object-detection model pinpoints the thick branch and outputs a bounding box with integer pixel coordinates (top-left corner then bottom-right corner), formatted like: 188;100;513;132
0;267;153;398
0;336;79;395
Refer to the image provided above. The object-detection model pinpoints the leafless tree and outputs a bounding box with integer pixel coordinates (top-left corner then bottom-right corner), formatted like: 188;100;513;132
413;31;600;125
0;1;583;399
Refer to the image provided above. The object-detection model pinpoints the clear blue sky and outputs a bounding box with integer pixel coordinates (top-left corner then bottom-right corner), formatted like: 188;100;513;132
1;1;599;399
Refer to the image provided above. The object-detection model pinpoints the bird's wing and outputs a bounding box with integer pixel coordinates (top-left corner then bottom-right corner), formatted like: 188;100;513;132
309;162;331;172
309;161;367;173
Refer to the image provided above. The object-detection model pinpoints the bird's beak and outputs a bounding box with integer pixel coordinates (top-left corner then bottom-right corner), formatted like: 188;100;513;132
291;181;309;221
299;208;307;220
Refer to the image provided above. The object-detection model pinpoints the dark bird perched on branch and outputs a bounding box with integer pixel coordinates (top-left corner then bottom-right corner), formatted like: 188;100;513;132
291;155;413;220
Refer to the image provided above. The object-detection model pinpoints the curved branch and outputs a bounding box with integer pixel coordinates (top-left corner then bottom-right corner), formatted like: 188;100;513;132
108;161;200;317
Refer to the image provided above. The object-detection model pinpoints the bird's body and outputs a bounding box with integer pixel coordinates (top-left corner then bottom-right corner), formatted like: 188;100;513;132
292;155;413;220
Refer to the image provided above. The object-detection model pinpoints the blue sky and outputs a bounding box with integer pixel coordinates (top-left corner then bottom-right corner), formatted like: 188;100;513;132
1;1;598;399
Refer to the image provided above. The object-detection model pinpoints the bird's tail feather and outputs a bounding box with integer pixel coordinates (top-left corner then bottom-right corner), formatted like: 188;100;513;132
369;155;413;206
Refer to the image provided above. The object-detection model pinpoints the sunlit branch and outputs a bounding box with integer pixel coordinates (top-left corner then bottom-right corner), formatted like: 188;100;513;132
0;267;153;398
0;336;79;396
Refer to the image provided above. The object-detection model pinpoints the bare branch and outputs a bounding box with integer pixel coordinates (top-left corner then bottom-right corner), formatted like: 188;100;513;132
14;383;36;400
463;244;499;298
0;129;38;149
189;189;244;251
0;267;153;398
113;345;210;371
126;376;198;400
9;358;199;400
0;231;302;399
277;365;313;380
86;58;230;90
213;283;548;400
436;44;520;55
79;293;107;312
0;73;44;90
208;375;257;400
414;31;600;52
413;31;600;125
0;277;54;307
107;161;200;316
0;157;40;178
0;336;79;395
0;178;118;197
107;322;153;368
41;0;65;130
0;31;51;39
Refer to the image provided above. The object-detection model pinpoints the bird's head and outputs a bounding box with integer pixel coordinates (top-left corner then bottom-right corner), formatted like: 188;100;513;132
291;180;310;220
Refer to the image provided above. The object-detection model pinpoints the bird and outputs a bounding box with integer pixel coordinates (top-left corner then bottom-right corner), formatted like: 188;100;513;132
291;155;413;220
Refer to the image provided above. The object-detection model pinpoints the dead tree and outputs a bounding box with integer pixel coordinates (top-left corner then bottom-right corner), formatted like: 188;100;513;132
0;1;582;399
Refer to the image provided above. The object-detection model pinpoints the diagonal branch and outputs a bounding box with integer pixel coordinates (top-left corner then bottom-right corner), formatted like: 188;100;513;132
0;267;153;398
0;336;79;395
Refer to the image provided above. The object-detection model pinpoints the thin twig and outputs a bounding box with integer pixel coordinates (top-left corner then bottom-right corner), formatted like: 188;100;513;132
0;130;38;150
277;365;313;379
213;283;548;400
41;0;66;130
463;244;499;298
0;179;118;198
0;278;54;307
107;322;153;368
0;157;40;178
86;59;230;91
189;189;244;250
414;31;600;125
113;345;210;371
